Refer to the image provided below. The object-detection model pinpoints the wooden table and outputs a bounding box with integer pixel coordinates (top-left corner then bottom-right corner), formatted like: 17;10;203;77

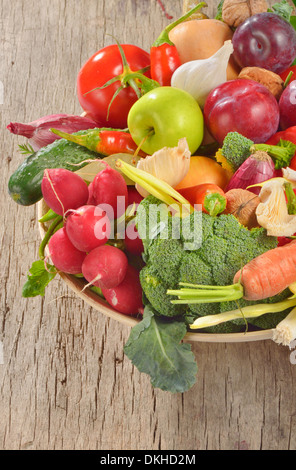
1;0;296;451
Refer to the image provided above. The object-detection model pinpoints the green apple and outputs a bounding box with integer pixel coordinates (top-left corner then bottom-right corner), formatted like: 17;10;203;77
127;86;204;155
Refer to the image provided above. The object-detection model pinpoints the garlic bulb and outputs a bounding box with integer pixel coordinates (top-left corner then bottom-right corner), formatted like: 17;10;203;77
136;138;191;198
171;40;234;108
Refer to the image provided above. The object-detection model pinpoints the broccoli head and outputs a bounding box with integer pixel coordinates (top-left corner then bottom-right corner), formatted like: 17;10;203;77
216;131;253;174
135;195;287;333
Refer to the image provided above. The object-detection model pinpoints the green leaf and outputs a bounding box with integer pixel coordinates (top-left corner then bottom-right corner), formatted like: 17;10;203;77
215;0;224;20
124;305;198;393
22;260;56;298
291;15;296;31
268;0;293;21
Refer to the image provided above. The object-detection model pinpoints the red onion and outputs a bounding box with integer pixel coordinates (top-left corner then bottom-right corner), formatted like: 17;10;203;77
7;114;97;151
225;151;277;195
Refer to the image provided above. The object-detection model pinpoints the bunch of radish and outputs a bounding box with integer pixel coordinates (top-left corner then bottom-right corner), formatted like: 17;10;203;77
41;165;144;316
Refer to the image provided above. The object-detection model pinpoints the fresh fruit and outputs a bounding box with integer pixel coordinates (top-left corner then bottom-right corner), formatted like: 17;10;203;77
232;13;296;75
77;44;151;128
204;79;280;144
82;245;128;289
279;80;296;130
127;86;204;155
48;227;86;274
65;205;111;252
41;168;89;216
174;156;230;190
124;221;144;256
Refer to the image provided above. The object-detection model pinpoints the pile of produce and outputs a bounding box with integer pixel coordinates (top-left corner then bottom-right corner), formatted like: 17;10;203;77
7;0;296;392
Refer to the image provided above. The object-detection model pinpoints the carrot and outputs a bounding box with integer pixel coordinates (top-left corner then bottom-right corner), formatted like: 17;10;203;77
168;240;296;305
233;240;296;300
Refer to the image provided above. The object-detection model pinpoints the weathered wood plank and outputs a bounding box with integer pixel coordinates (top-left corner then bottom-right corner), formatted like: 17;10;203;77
1;0;296;451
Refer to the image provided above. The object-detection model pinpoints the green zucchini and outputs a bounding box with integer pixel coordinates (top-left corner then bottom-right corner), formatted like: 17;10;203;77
8;131;101;206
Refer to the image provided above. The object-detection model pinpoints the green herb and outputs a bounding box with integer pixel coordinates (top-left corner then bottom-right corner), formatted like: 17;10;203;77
268;0;294;21
22;260;56;298
124;305;198;393
18;143;35;155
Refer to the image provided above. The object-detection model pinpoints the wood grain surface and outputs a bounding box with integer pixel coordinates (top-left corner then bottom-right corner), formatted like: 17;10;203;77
1;0;296;451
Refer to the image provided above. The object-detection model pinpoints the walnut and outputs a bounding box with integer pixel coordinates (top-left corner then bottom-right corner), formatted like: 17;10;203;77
222;0;268;28
238;66;284;100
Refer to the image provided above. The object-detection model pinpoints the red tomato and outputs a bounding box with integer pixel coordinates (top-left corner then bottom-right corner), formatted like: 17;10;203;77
280;65;296;83
77;44;151;129
265;126;296;170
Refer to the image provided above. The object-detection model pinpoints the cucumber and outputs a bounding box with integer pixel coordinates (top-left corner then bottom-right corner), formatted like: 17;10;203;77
8;131;101;206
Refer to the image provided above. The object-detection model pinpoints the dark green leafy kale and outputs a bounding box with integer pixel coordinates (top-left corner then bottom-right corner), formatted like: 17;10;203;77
124;305;198;393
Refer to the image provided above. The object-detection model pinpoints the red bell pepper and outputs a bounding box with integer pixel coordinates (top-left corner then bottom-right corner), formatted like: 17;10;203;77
266;126;296;170
150;2;206;86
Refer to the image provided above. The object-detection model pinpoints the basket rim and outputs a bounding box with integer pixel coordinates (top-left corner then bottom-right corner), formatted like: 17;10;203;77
37;199;273;343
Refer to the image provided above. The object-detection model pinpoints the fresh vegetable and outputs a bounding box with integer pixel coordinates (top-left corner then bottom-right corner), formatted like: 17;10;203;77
272;306;296;345
216;131;296;174
279;80;296;129
204;79;280;145
284;181;296;215
135;196;279;325
255;178;296;237
168;237;296;304
135;138;191;197
124;304;197;393
178;183;227;216
87;163;128;219
168;17;241;80
233;239;296;299
65;205;111;252
50;128;147;157
101;265;143;315
225;151;276;195
171;40;234;108
77;44;151;128
150;2;206;86
223;188;260;229
124;221;144;256
265;126;296;170
232;13;296;74
47;227;87;275
127;86;204;155
41;168;89;216
82;245;128;289
8;131;100;206
216;131;255;174
190;297;296;330
174;156;230;191
7;114;97;151
280;65;296;83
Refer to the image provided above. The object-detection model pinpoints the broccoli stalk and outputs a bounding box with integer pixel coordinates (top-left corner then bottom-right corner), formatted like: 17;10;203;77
167;281;244;304
217;132;296;173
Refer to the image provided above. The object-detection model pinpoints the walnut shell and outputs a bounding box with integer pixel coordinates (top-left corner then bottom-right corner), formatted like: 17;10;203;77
224;188;260;229
238;66;284;100
222;0;268;28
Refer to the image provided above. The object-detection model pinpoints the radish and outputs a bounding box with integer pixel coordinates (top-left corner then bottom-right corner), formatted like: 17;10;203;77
87;164;128;219
48;227;86;274
127;186;143;207
82;245;128;289
41;168;89;216
101;265;143;315
124;221;144;256
65;205;111;252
